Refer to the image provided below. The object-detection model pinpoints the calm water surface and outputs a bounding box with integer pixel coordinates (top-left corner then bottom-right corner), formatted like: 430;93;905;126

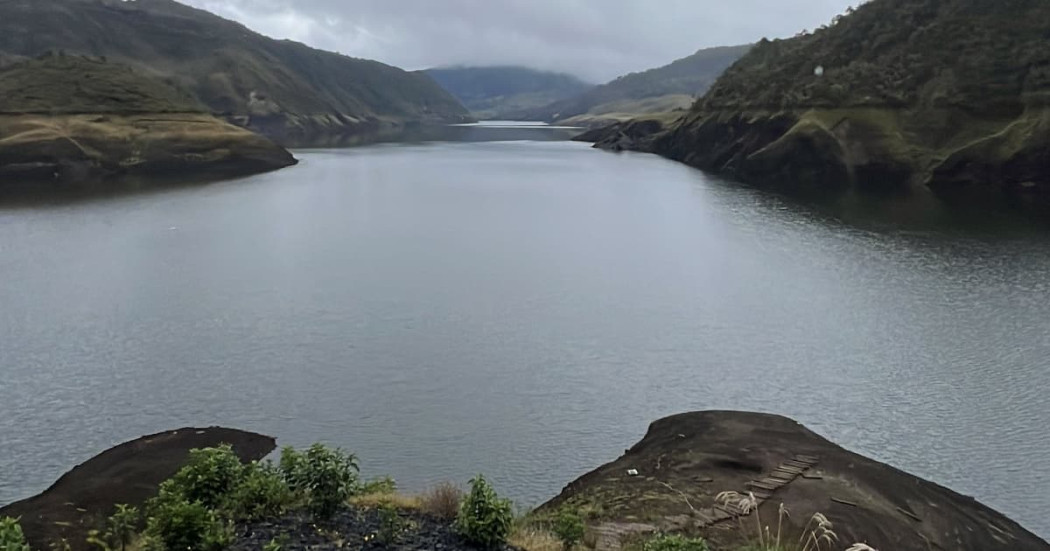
1;125;1049;537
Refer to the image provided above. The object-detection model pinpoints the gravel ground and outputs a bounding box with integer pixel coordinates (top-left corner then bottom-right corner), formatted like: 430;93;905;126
231;506;493;551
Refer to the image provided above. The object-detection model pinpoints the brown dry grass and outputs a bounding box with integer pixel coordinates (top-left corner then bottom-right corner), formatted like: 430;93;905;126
419;482;463;520
509;525;562;551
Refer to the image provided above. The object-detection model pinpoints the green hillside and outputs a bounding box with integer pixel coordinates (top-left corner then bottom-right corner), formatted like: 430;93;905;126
524;45;751;124
587;0;1050;201
0;54;203;114
0;0;471;138
425;66;592;119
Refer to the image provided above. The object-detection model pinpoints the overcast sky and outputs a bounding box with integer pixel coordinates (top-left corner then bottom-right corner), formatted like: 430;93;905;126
183;0;856;83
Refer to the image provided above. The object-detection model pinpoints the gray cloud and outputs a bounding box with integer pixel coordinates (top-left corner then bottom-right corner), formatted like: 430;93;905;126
184;0;857;83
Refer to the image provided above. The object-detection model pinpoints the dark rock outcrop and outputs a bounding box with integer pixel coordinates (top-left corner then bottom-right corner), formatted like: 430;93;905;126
0;427;275;550
542;411;1049;551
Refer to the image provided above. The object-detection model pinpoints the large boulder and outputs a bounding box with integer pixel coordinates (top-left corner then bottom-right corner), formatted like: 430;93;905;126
542;411;1049;551
0;427;276;550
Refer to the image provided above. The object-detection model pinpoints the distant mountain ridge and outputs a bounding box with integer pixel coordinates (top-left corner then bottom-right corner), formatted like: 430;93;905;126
522;45;752;126
424;66;592;119
0;0;471;139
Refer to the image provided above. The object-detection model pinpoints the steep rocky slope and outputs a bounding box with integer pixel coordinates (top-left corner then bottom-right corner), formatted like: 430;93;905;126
586;0;1050;200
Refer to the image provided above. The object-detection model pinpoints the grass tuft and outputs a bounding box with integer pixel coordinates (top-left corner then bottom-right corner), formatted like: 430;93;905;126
509;526;562;551
348;492;422;510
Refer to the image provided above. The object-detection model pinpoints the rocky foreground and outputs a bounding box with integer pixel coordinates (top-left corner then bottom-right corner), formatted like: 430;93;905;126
1;412;1047;551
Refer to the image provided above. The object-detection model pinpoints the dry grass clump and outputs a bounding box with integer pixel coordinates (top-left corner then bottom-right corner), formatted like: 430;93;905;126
714;491;878;551
508;525;562;551
419;482;464;520
348;492;422;510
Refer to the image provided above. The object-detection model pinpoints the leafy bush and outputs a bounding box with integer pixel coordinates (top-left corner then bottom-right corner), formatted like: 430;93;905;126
552;508;585;551
0;517;31;551
360;476;397;496
420;482;463;520
223;461;292;521
455;475;513;550
145;496;230;551
95;504;139;551
642;533;709;551
165;444;246;509
279;444;359;519
262;537;285;551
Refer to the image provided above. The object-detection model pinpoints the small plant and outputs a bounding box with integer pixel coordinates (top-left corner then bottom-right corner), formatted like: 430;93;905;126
360;476;398;495
263;536;286;551
552;508;585;551
641;533;709;551
455;475;513;550
0;517;31;551
280;444;359;519
107;504;139;551
145;496;231;551
377;503;407;544
420;482;463;520
166;444;246;509
49;539;72;551
223;461;292;521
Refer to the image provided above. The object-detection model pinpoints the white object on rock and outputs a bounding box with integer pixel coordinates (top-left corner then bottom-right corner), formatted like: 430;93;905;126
814;65;825;77
627;469;639;476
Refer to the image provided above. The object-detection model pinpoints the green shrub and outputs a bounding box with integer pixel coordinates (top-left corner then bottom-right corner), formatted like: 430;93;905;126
222;461;292;521
642;533;709;551
360;476;397;496
166;444;246;509
377;503;407;544
280;444;359;519
262;537;285;551
553;508;585;551
145;496;231;551
0;517;31;551
454;475;513;550
99;504;139;551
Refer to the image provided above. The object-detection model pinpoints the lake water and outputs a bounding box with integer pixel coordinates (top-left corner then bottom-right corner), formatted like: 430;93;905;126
1;124;1049;538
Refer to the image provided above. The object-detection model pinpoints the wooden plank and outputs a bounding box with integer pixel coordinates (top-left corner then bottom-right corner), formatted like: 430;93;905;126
760;477;785;487
831;497;858;507
777;465;805;474
769;471;795;481
794;454;820;463
897;507;922;523
783;460;812;469
800;473;824;480
751;490;772;500
746;480;778;491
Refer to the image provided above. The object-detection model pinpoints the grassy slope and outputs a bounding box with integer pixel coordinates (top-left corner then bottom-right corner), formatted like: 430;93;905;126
648;0;1050;194
0;56;294;183
0;54;203;114
524;45;751;123
424;66;592;119
0;0;470;135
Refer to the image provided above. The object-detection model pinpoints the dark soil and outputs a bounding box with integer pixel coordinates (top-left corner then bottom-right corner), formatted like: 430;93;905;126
232;507;484;551
0;427;275;551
